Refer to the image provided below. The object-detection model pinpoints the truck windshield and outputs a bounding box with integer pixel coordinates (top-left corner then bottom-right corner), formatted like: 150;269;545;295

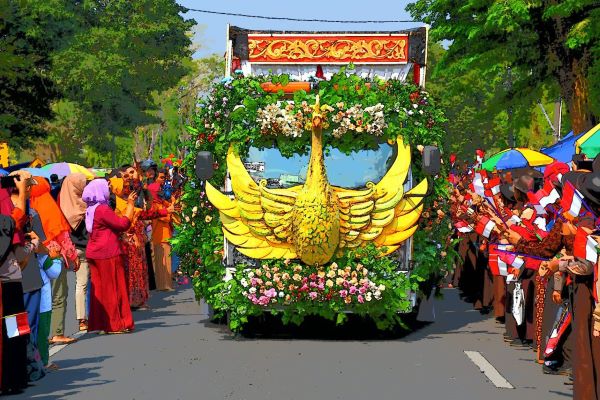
245;143;395;189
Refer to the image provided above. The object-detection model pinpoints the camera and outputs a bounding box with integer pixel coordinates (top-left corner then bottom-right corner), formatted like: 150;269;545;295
0;175;18;189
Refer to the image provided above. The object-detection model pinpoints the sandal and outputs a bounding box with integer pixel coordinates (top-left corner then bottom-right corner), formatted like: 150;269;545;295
79;320;88;332
49;335;78;345
45;362;60;371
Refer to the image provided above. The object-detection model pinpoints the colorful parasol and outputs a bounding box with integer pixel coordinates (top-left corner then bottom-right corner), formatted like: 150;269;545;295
481;148;554;171
575;123;600;158
41;162;95;179
19;167;52;179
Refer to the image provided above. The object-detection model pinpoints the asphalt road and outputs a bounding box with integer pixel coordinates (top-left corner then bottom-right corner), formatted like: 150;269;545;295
15;275;572;400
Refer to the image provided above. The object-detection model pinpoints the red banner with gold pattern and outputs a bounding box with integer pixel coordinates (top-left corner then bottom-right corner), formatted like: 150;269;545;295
247;34;409;64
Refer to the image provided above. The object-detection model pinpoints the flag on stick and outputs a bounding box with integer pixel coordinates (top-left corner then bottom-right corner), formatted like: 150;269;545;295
4;312;30;338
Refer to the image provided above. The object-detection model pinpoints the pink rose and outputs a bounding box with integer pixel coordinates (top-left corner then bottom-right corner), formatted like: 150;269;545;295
349;286;357;295
339;290;348;297
309;292;318;300
359;287;366;295
357;295;364;304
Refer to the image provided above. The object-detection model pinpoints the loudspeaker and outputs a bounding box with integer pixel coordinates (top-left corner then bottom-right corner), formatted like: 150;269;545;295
422;146;441;176
195;151;214;181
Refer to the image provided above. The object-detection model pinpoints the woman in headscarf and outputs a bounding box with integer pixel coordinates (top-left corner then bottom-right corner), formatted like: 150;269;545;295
0;171;37;393
58;173;89;332
109;177;168;309
30;177;78;345
148;170;174;291
83;179;136;333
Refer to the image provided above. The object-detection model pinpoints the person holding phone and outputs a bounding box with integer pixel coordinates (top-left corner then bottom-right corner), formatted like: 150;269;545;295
83;179;136;334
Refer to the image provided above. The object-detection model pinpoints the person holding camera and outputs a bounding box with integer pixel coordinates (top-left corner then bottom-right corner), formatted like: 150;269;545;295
0;171;38;393
109;176;171;309
83;179;136;334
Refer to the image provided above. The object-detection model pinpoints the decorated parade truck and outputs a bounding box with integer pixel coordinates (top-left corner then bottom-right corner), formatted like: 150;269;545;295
174;25;449;331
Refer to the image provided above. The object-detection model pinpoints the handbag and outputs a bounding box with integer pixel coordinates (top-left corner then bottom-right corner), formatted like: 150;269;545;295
512;282;525;325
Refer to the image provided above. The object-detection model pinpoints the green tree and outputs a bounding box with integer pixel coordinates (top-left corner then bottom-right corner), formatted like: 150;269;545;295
407;0;600;135
50;0;195;166
0;0;69;150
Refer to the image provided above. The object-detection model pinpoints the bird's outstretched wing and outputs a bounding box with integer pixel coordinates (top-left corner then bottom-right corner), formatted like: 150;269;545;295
336;138;427;254
205;146;298;259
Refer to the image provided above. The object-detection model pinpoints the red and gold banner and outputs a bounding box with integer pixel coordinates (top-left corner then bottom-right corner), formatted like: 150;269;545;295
247;34;409;64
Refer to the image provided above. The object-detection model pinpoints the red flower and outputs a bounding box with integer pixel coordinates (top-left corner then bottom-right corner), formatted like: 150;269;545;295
409;91;420;103
207;134;215;143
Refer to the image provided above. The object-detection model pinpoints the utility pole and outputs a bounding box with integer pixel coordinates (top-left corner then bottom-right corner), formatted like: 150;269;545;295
553;97;562;140
506;66;515;147
112;132;116;168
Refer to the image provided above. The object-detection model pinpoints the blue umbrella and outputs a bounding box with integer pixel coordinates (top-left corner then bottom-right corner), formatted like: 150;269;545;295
540;131;583;163
19;167;52;179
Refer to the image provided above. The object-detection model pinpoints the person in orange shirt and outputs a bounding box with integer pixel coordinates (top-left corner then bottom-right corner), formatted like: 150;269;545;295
147;170;174;292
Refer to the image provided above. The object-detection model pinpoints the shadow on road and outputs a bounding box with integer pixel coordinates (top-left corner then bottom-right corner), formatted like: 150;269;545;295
15;356;114;400
206;289;490;342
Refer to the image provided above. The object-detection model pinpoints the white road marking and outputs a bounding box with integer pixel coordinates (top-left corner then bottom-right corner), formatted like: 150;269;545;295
464;350;515;389
49;330;87;357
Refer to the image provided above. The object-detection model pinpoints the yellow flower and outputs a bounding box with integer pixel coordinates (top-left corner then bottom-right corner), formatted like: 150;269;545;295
317;270;326;279
293;273;302;281
282;272;290;281
205;215;213;223
335;277;344;286
326;270;336;279
337;269;345;277
330;262;338;271
326;279;334;288
344;296;352;304
293;265;302;273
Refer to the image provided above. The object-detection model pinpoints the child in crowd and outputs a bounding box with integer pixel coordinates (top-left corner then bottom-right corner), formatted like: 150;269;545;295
37;243;63;370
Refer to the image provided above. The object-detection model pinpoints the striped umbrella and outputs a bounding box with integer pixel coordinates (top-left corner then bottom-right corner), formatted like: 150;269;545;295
41;162;95;179
575;123;600;158
481;148;554;171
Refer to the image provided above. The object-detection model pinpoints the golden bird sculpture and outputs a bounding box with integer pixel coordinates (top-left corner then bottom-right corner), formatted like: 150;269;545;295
205;97;428;266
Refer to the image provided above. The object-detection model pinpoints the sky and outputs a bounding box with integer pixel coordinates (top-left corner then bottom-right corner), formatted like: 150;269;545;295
178;0;419;58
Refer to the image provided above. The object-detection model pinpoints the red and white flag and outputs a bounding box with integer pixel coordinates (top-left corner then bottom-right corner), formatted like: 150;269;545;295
475;215;496;238
4;312;30;339
469;172;487;198
498;252;525;270
561;181;584;217
489;244;510;276
454;221;473;233
573;228;599;264
484;177;501;197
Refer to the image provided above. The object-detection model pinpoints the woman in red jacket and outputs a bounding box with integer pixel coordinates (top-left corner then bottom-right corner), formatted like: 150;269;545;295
82;179;136;334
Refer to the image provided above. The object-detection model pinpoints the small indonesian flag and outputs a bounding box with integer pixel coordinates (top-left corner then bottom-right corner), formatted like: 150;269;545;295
475;215;496;238
561;181;584;217
454;221;473;233
489;244;509;276
469;172;487;198
545;309;572;357
498;252;525;270
573;228;599;264
4;312;30;339
484;177;501;197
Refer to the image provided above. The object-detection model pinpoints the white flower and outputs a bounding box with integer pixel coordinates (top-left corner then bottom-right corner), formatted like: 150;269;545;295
407;110;414;116
248;271;255;278
278;291;285;298
419;110;424;115
378;284;386;292
192;206;198;213
240;278;248;287
365;292;373;302
374;290;382;300
412;103;418;109
249;287;257;294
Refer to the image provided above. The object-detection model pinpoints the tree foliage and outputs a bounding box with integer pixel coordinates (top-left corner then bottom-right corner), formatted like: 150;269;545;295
407;0;600;135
